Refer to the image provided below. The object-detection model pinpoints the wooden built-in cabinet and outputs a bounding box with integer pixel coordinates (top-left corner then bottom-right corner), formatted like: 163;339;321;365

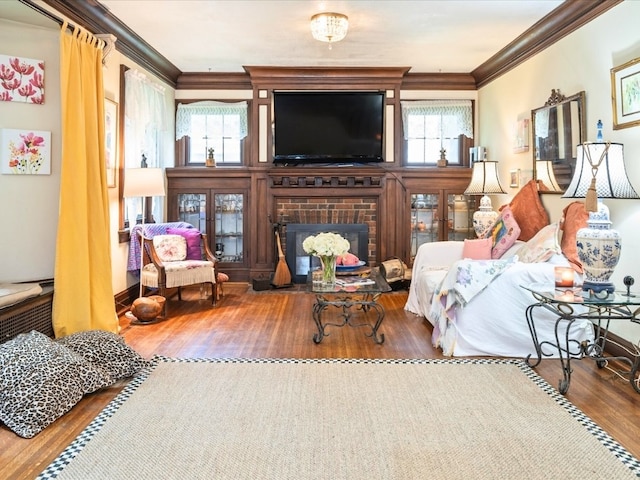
166;169;250;281
166;167;475;282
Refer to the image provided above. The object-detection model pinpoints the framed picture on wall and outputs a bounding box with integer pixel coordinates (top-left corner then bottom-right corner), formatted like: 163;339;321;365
611;57;640;130
105;98;118;187
509;169;520;188
1;128;51;175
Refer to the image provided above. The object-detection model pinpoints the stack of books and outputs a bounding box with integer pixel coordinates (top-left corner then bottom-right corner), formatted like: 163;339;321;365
335;276;375;286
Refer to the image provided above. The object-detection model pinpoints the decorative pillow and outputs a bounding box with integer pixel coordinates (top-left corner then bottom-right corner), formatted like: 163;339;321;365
152;235;187;262
484;205;521;259
166;227;201;260
462;238;492;260
500;179;550;242
0;330;112;438
560;201;589;273
515;222;561;263
57;330;149;381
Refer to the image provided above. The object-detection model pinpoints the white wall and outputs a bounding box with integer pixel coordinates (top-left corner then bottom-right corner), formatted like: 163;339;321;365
478;0;640;340
0;18;60;282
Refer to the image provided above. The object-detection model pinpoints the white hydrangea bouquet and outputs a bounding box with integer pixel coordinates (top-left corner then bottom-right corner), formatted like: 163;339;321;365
303;232;350;285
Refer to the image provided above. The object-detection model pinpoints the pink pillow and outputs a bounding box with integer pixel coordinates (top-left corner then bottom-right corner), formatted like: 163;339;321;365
166;227;201;260
484;205;521;259
462;238;492;260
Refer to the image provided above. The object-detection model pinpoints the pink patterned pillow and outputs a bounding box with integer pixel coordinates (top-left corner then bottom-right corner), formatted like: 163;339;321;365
166;227;201;260
462;238;492;260
484;206;521;259
152;235;187;262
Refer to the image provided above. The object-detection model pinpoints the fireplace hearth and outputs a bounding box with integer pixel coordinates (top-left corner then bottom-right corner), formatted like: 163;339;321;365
285;224;369;283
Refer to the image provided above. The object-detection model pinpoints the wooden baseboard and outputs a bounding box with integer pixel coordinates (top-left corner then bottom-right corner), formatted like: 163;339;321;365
603;330;637;360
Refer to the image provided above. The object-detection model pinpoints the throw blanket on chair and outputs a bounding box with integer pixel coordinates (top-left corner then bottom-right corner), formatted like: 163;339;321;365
127;222;196;272
430;256;517;356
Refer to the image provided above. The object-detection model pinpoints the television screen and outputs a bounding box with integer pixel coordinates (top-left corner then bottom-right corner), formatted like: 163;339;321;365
273;91;384;164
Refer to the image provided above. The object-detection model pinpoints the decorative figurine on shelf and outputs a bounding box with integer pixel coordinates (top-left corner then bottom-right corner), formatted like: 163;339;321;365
140;153;148;168
437;148;448;167
206;147;216;167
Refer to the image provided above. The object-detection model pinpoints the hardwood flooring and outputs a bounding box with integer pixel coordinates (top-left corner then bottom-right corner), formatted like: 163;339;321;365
2;283;640;479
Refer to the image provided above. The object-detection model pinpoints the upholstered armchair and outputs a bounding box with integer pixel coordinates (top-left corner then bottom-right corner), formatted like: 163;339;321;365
138;231;223;317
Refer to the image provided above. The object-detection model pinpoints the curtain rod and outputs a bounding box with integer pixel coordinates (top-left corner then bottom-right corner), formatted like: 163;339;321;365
18;0;76;31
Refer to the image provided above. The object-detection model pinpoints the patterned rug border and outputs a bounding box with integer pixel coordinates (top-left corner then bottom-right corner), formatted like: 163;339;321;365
37;356;640;479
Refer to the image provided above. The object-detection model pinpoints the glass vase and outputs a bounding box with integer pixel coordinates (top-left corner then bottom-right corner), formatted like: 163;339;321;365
319;255;337;286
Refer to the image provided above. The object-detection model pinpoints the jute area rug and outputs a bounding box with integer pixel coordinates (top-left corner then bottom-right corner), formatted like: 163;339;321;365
38;357;640;480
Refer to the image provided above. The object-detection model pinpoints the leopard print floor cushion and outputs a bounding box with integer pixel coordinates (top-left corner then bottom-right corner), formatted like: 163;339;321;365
57;330;150;381
0;330;148;438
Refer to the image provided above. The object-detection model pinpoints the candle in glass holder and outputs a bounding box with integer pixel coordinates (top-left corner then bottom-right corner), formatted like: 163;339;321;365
555;267;574;288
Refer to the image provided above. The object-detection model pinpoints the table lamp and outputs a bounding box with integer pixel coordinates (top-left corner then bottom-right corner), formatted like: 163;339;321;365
464;159;506;237
123;167;166;298
562;140;638;293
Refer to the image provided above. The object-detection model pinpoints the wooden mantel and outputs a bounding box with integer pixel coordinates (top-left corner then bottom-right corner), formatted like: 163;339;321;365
243;66;411;90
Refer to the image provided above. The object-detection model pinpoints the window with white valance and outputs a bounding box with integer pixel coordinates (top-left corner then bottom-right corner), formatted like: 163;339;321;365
401;100;474;165
176;101;248;165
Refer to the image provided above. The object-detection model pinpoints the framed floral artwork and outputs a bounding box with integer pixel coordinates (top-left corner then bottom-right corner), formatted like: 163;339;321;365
105;98;118;187
0;55;45;104
1;129;51;175
611;57;640;130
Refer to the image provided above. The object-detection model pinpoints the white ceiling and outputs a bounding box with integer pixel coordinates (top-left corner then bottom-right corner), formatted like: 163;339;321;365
94;0;564;74
1;0;564;74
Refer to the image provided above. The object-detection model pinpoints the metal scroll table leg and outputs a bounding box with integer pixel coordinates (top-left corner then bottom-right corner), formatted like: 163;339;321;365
555;317;576;395
525;303;543;368
312;299;328;344
366;298;385;344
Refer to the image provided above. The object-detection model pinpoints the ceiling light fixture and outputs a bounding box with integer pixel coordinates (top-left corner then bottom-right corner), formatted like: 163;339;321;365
310;12;349;49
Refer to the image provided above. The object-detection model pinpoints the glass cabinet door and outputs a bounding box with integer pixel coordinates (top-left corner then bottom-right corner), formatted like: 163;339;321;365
446;194;476;241
177;193;207;235
410;193;440;260
214;193;244;263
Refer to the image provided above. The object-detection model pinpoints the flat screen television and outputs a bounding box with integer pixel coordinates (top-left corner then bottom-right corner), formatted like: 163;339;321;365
273;91;384;165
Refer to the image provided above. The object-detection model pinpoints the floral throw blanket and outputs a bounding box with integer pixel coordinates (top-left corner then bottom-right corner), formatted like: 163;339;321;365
430;256;517;356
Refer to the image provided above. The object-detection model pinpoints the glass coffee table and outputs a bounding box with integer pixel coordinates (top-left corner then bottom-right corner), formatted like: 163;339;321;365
307;268;391;344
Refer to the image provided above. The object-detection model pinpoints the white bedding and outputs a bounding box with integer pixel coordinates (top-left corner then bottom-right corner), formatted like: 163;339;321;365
405;242;594;358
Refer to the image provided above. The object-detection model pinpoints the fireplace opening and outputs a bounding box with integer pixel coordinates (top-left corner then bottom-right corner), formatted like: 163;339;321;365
285;223;369;283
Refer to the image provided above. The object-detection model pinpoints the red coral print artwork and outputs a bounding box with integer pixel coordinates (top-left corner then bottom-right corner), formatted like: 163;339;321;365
0;55;45;104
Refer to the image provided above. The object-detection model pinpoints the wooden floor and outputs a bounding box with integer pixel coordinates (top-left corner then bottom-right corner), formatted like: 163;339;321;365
2;283;640;479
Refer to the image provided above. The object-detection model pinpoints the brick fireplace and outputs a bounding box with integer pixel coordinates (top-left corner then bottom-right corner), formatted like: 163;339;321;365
276;197;378;283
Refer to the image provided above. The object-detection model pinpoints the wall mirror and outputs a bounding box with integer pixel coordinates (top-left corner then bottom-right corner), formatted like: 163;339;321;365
531;90;586;193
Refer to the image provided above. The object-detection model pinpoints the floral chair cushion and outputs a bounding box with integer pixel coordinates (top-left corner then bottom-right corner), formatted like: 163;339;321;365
152;235;187;262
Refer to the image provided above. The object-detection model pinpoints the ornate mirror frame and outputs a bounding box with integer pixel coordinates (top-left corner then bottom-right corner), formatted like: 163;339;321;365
531;90;586;193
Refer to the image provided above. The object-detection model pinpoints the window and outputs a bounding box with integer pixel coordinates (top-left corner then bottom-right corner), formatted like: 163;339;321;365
123;69;170;228
176;101;248;165
401;100;474;166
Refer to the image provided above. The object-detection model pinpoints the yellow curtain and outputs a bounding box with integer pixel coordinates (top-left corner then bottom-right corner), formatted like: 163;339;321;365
53;22;118;337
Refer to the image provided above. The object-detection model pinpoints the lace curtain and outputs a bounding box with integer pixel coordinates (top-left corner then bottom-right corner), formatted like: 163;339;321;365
124;69;170;226
400;100;473;139
124;69;170;168
175;101;248;140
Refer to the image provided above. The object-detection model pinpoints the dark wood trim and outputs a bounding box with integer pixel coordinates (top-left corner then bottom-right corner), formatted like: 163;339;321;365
604;330;637;361
472;0;623;88
176;72;252;90
38;0;181;86
401;73;477;90
114;284;139;316
243;66;410;90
